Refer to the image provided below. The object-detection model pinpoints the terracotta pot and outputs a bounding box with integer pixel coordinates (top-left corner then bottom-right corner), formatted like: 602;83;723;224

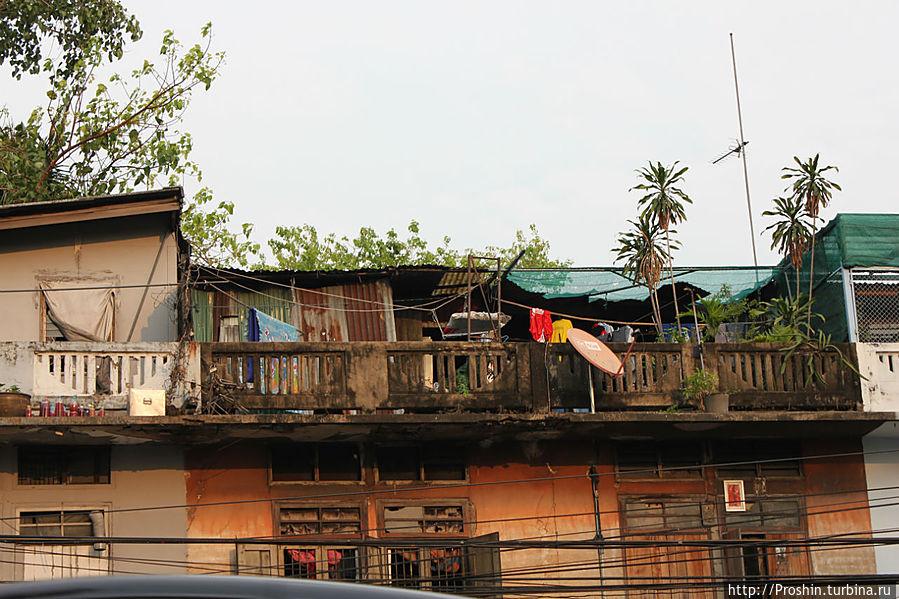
706;393;729;414
0;392;31;417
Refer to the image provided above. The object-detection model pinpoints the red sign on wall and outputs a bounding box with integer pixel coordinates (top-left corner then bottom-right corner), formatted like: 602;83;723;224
723;480;746;512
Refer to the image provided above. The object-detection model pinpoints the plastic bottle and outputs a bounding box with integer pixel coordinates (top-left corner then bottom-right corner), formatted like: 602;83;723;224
40;398;49;417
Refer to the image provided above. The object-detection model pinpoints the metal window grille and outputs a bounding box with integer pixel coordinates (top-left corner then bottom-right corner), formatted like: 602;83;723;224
851;269;899;342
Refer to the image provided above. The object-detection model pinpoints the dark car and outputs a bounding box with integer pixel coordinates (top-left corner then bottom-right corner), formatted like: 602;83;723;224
0;575;456;599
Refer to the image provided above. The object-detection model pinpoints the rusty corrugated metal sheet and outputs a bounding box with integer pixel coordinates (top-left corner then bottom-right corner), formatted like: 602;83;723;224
432;269;492;296
293;280;396;342
192;280;396;342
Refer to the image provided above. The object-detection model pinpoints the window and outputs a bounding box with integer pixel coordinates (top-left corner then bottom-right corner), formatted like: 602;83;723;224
615;441;703;479
19;510;100;538
851;269;899;342
622;499;705;533
283;546;362;581
383;504;465;535
18;446;110;485
270;444;360;482
714;441;802;478
723;498;802;530
376;446;467;482
278;505;362;536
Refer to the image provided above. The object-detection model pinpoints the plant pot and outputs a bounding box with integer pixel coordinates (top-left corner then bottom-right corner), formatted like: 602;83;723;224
0;392;31;417
706;393;729;414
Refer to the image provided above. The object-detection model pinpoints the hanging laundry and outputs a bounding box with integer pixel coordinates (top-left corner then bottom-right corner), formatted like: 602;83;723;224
248;307;299;342
529;308;553;342
550;319;573;343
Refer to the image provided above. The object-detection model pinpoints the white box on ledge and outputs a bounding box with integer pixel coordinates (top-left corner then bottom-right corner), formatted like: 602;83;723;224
128;389;166;416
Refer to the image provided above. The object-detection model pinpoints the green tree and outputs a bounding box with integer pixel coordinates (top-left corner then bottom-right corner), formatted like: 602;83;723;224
0;0;140;79
266;221;570;270
0;1;259;269
781;154;840;324
763;195;813;299
631;161;691;330
613;212;671;334
1;22;222;203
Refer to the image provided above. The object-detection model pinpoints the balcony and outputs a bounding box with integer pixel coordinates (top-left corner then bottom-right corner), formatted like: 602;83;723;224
201;341;863;413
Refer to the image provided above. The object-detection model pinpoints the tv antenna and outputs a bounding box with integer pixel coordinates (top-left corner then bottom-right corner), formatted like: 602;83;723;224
719;33;759;282
712;139;748;165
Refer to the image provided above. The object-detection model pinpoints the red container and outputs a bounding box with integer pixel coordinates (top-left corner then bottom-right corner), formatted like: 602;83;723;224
24;405;32;417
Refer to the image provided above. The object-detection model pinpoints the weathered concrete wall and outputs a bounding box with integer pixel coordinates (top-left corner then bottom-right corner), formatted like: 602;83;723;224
0;341;200;407
0;214;179;343
0;444;187;581
857;343;899;412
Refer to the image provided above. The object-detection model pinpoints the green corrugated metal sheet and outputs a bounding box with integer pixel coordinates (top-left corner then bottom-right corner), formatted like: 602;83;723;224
191;288;294;342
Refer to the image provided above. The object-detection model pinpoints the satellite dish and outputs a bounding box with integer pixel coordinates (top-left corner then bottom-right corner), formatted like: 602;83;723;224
567;328;623;376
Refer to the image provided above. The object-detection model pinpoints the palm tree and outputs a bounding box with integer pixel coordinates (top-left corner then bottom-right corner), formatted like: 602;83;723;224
781;154;840;324
613;213;672;335
763;195;813;299
631;161;692;332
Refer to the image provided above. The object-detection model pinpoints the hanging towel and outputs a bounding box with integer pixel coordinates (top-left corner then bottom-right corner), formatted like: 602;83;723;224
529;308;553;343
248;308;299;342
550;319;573;343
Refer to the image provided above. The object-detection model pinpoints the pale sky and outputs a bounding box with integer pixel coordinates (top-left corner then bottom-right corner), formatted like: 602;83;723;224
5;1;898;266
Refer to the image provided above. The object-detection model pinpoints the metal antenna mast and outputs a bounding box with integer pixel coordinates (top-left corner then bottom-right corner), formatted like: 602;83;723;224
729;33;759;283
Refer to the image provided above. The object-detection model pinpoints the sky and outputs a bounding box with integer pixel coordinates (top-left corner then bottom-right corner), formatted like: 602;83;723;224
4;1;898;267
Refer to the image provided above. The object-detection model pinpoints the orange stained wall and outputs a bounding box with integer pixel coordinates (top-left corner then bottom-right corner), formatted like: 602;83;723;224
183;439;600;579
803;438;875;574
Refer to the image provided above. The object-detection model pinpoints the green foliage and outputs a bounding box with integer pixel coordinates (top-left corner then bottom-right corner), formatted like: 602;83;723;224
763;195;812;298
0;383;21;393
0;19;223;205
0;0;141;79
749;293;821;342
632;161;691;230
780;154;841;326
681;369;719;406
781;154;841;220
629;160;691;331
265;221;570;270
613;212;671;333
679;285;750;341
181;189;260;269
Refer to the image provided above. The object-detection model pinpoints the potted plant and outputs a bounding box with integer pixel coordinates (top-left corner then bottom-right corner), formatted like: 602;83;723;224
681;370;727;412
0;383;31;417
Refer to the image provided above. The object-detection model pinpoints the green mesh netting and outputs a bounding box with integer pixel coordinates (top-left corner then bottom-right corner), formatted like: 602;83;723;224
506;267;777;303
773;214;899;341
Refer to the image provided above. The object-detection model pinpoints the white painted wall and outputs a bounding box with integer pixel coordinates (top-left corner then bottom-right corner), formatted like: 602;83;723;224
857;343;899;412
864;424;899;574
0;445;188;581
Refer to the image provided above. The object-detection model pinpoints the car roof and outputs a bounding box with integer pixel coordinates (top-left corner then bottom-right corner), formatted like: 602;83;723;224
0;575;453;599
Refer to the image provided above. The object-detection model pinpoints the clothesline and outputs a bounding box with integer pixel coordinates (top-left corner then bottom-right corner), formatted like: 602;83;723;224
500;298;656;327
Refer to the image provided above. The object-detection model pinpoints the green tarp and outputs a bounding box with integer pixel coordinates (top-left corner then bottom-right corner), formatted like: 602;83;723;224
773;214;899;341
506;266;777;303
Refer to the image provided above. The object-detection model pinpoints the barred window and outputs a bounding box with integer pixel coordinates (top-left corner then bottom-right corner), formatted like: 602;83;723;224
270;444;360;482
622;499;704;533
714;441;802;478
615;441;703;479
723;498;802;529
376;446;466;482
18;446;110;485
278;506;362;536
383;504;465;535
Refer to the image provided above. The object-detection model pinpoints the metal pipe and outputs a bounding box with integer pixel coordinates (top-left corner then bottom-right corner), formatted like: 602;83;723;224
588;366;596;414
730;33;760;285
